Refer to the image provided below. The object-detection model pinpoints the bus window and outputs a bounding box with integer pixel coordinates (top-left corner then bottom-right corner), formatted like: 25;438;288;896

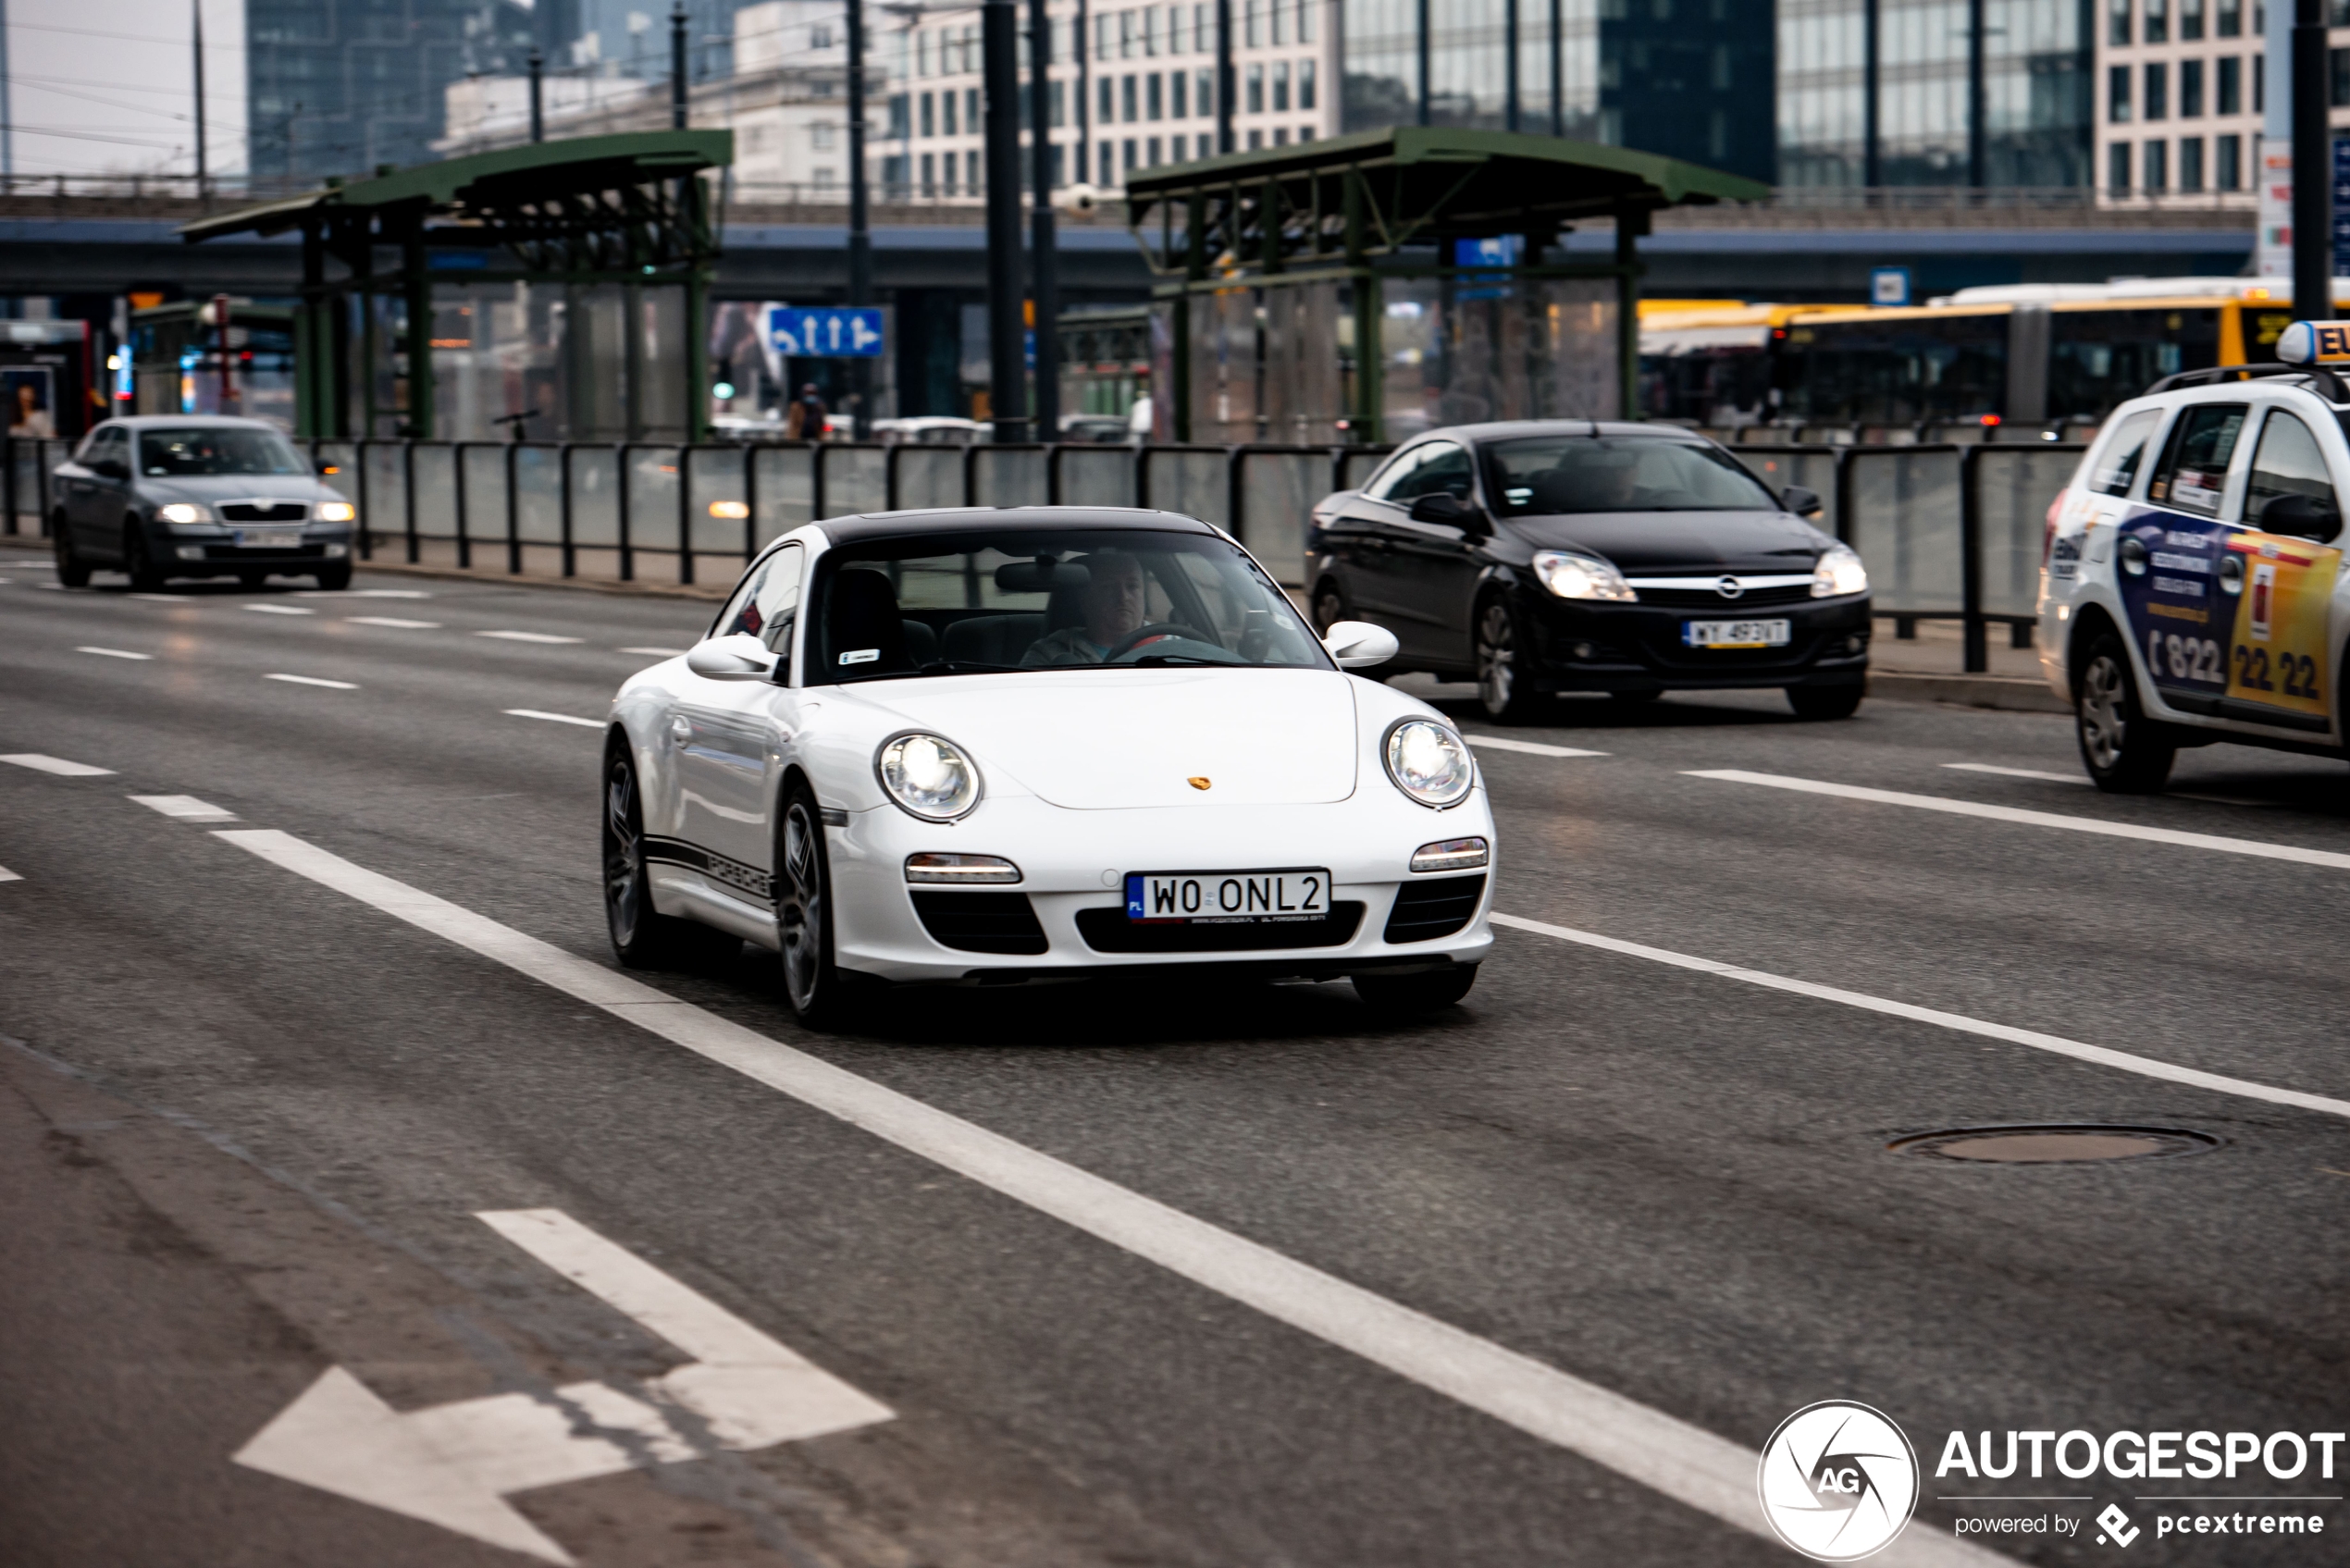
2047;309;2220;421
1773;313;2007;425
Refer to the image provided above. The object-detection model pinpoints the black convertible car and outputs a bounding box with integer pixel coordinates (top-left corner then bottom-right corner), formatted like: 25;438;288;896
1305;421;1873;722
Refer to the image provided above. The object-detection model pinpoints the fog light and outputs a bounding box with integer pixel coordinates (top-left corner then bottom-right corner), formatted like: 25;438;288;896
1571;641;1595;660
323;543;349;559
904;852;1020;883
176;545;207;560
1410;836;1490;872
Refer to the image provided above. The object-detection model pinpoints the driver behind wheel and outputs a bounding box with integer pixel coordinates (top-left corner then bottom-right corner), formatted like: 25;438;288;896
1022;550;1151;664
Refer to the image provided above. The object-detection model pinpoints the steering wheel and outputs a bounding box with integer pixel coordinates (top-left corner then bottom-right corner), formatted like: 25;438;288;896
1105;622;1215;661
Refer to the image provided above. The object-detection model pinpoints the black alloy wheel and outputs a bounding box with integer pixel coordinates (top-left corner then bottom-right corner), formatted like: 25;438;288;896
603;747;737;968
52;517;89;586
1313;583;1346;634
123;521;165;592
1475;597;1542;723
1786;684;1864;721
775;783;858;1026
2074;631;2175;793
1353;965;1478;1011
239;571;267;590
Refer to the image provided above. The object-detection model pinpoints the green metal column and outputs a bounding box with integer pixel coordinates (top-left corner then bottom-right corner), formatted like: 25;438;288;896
1344;169;1379;444
1614;204;1646;422
296;219;326;437
1170;294;1191;442
683;172;710;442
402;227;433;438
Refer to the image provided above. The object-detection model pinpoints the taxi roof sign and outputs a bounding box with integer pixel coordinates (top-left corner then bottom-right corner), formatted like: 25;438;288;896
2274;320;2350;365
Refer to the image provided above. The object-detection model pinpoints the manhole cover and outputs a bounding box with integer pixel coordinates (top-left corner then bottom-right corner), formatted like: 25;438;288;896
1888;1124;2220;1165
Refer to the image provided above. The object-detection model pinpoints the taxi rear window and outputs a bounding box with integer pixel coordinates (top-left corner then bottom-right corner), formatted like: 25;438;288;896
2146;403;2245;516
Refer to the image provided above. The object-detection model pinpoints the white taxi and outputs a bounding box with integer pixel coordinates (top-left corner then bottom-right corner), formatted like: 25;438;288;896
2040;327;2350;790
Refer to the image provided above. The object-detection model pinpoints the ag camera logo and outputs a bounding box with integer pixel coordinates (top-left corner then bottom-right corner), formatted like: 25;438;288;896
1758;1401;1921;1562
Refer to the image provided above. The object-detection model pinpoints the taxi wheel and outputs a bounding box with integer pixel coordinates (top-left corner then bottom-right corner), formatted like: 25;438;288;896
2075;633;2175;794
53;520;89;587
775;783;859;1027
1353;965;1478;1012
1475;599;1543;723
602;749;737;969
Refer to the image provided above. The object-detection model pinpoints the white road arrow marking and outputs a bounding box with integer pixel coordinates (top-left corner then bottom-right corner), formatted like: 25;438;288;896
232;1207;893;1564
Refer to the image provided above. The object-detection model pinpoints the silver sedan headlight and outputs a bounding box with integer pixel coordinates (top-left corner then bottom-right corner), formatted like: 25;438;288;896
1383;719;1476;809
1530;549;1637;602
156;502;213;525
875;732;982;821
1812;542;1869;598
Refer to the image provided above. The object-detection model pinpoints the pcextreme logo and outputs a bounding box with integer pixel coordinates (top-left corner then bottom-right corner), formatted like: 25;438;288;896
1757;1401;1922;1562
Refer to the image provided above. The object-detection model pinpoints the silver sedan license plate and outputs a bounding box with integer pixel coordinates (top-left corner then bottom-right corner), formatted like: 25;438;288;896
1126;868;1330;923
1683;618;1791;648
237;527;304;549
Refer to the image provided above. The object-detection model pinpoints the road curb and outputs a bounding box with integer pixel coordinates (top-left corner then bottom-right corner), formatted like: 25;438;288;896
1868;671;2069;714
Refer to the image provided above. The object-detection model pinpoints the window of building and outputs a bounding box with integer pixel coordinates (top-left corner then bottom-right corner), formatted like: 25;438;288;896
2146;0;2168;40
1248;128;1263;148
1147;72;1163;118
2219;55;2241;114
2182;0;2205;36
2144;61;2167;119
1246;61;1264;112
1273;60;1290;111
2180;135;2205;191
967;149;982;191
1272;0;1287;44
1121;73;1138;120
2219;0;2242;31
1297;0;1315;43
1100;77;1115;122
2182;57;2203;116
1298;125;1314;142
1300;57;1317;110
812;22;833;48
2109;63;2133;122
2218;131;2242;188
2109;0;2131;44
920;152;935;196
1100;139;1114;180
1245;0;1262;46
1145;4;1161;56
2255;54;2264;112
944;90;959;135
921;91;935;137
1051;80;1066;128
967;87;981;128
2109;140;2133;195
918;31;933;75
1119;9;1135;57
1095;13;1110;60
813;123;835;150
1198;68;1215;116
2144;138;2169;191
2334;45;2350;106
1274;126;1290;144
1123;136;1138;172
812;167;834;188
1148;134;1162;165
1172;68;1188;117
1194;3;1210;52
1198;131;1214;156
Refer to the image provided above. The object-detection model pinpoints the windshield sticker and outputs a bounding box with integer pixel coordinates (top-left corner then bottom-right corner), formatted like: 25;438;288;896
839;648;880;665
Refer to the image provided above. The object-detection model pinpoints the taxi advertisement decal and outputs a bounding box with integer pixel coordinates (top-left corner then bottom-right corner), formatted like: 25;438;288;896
2223;533;2336;719
2115;512;2227;699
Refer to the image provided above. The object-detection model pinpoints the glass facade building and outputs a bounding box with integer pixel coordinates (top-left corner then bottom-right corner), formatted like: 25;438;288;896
1777;0;2096;187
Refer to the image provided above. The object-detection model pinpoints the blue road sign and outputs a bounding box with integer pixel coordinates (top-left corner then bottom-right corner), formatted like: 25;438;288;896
1870;266;1912;307
766;305;886;359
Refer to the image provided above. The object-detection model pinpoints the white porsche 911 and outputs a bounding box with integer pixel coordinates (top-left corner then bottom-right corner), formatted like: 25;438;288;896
602;507;1497;1023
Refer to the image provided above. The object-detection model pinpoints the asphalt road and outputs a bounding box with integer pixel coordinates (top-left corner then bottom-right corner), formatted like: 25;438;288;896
4;545;2348;1568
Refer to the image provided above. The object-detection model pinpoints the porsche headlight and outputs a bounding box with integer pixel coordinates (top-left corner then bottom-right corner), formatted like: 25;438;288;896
1383;719;1476;809
316;500;356;523
876;732;981;821
1811;542;1869;598
156;502;212;525
1530;549;1637;602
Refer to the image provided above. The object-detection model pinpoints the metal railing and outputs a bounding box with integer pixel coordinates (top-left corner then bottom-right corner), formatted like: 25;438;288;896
2;435;2082;674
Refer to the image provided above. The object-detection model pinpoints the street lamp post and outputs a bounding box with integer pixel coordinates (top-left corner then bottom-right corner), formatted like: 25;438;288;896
848;0;874;438
982;0;1030;439
1028;0;1059;442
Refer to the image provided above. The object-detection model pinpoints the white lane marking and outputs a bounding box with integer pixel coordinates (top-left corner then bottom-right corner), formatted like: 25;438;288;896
265;673;359;689
1490;911;2350;1121
36;583;64;590
76;646;155;661
127;592;188;602
618;646;689;657
245;603;316;616
235;1207;891;1566
212;827;2009;1568
0;865;20;882
1941;762;2086;785
504;709;603;728
0;753;116;776
346;616;441;629
301;587;430;599
1688;769;2350;872
130;794;239;822
477;630;582;644
1461;733;1610;759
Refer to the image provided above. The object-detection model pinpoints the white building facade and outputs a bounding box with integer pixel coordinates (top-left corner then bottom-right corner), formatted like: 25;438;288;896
2096;0;2263;202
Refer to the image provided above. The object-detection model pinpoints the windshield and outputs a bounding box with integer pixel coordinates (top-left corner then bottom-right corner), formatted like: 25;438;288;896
139;427;308;477
810;527;1330;682
1484;436;1778;514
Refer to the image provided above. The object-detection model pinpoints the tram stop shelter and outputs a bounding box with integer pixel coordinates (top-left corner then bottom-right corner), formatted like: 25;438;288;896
1123;128;1767;445
179;130;732;443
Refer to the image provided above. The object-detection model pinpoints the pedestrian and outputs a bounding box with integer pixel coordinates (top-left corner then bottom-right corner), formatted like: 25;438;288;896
797;383;829;441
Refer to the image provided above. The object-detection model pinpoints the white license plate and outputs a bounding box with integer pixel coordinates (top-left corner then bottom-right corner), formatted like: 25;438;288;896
1126;868;1331;923
1683;618;1791;648
236;527;304;549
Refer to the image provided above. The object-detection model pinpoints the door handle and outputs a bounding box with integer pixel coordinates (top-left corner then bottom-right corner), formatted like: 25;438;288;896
668;715;691;745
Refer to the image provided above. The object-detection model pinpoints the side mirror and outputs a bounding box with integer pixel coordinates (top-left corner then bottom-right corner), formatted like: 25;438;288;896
685;632;782;682
1407;490;1475;527
1321;619;1400;670
1781;485;1824;518
2259;491;2341;541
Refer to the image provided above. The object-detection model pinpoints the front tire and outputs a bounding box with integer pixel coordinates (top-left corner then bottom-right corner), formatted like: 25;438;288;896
53;519;89;586
1474;598;1543;723
123;522;165;592
315;562;352;591
1312;581;1346;634
1353;965;1478;1012
602;747;738;968
775;783;859;1027
1786;684;1864;721
2075;632;2175;793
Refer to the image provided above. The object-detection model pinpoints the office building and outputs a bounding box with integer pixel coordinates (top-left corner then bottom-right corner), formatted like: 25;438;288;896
2096;0;2261;199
